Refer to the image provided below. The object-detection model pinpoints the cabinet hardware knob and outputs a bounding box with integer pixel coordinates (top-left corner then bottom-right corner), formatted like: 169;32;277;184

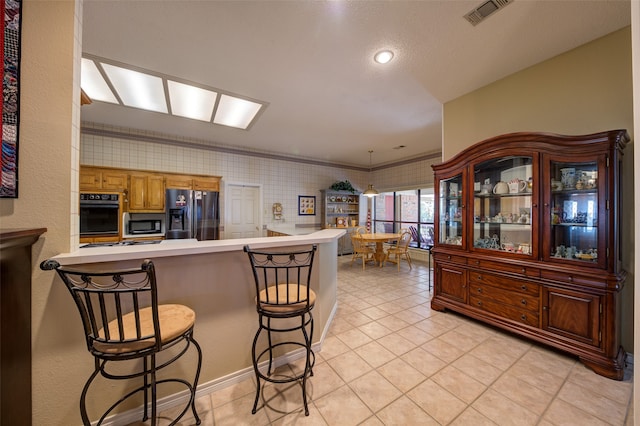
447;255;451;260
520;314;527;321
521;268;526;274
475;260;480;265
544;203;549;207
521;299;527;305
477;288;483;293
543;306;548;311
521;285;527;291
477;275;482;280
477;301;482;306
532;203;537;207
568;276;573;282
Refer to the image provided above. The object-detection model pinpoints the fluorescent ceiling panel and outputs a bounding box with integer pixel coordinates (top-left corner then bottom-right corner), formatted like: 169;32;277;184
213;95;262;129
80;58;118;104
101;63;168;113
167;80;217;122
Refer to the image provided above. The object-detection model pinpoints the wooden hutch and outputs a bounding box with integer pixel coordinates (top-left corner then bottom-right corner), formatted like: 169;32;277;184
431;130;628;380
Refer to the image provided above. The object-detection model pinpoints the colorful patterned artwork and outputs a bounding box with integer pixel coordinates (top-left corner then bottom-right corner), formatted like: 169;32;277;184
1;0;21;198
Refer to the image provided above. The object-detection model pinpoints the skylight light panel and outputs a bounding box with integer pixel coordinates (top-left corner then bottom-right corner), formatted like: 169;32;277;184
167;80;217;122
80;58;118;104
213;95;262;130
101;63;167;113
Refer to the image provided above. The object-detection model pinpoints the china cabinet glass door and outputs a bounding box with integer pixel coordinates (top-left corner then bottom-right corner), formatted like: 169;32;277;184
472;155;534;255
546;159;601;266
438;174;464;246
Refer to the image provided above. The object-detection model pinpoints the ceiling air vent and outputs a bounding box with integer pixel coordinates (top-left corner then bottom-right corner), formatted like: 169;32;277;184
464;0;512;26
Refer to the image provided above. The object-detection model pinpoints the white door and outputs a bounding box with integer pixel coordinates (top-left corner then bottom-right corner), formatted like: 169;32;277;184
225;184;261;239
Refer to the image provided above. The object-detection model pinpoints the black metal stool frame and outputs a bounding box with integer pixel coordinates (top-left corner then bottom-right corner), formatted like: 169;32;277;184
40;259;202;426
244;245;317;416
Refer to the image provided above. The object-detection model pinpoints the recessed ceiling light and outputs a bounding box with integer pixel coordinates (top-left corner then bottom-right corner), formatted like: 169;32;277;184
374;50;394;64
168;80;217;122
80;58;118;104
213;94;263;130
101;63;168;113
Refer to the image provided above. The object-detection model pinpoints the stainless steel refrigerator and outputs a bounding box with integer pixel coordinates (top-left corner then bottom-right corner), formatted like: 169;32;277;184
165;188;220;240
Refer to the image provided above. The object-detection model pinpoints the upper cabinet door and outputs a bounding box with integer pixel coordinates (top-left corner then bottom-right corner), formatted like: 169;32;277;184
436;171;465;247
471;154;538;257
542;154;606;269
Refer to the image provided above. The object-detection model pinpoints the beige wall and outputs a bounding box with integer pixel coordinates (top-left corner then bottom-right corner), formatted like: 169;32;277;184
0;1;82;425
443;27;633;160
442;27;634;351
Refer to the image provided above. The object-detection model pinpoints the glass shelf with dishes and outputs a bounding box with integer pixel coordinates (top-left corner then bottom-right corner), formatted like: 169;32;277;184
438;174;464;246
472;156;534;255
548;161;599;263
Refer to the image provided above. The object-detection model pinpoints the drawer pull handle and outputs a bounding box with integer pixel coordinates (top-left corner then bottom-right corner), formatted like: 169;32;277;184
520;314;527;321
477;301;482;306
521;284;527;291
477;288;483;293
568;276;573;282
447;255;451;260
521;268;526;274
475;260;480;265
477;275;483;280
521;299;527;305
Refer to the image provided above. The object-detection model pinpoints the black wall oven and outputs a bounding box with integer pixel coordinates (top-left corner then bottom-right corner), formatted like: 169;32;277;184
80;193;121;236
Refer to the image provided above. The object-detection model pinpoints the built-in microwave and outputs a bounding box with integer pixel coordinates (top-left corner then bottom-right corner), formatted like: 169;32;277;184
80;193;121;236
128;219;162;235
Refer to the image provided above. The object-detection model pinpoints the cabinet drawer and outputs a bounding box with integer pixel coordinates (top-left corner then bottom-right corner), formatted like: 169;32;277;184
468;271;539;297
471;284;539;312
468;258;540;278
541;270;605;289
470;294;539;327
433;253;467;265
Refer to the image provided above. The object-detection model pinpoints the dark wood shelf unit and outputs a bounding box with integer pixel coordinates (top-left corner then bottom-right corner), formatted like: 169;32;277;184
0;228;47;426
431;130;628;380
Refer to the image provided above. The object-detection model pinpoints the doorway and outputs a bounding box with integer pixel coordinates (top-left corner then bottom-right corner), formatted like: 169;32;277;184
224;183;262;239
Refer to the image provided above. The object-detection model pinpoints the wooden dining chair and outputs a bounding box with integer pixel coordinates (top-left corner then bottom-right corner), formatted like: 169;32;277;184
350;234;376;270
385;230;413;271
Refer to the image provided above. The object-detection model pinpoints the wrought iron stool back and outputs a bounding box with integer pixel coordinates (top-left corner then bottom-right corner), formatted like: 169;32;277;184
244;245;317;416
40;259;202;426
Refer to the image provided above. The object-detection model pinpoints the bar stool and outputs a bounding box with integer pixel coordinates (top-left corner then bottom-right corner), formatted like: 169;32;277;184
244;245;317;416
40;259;202;426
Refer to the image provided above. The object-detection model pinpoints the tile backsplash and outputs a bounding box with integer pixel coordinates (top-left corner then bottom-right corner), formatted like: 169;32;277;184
81;123;439;234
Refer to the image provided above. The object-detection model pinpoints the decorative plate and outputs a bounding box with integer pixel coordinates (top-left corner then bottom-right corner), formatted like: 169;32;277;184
341;196;347;202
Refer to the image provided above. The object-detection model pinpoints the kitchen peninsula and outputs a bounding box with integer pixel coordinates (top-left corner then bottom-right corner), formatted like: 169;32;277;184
48;229;343;419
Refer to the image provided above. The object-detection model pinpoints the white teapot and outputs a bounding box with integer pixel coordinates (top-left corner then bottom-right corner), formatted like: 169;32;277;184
493;181;509;195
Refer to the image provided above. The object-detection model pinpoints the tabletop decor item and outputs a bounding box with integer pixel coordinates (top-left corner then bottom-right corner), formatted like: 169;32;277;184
298;195;316;215
0;0;22;198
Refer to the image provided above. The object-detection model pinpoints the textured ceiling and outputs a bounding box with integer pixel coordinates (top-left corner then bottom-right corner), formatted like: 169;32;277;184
81;0;631;167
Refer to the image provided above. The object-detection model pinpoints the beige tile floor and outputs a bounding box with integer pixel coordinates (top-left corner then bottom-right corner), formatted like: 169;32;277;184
156;255;634;425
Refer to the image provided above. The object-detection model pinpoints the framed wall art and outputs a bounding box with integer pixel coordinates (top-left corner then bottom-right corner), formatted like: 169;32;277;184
1;0;22;198
298;196;315;216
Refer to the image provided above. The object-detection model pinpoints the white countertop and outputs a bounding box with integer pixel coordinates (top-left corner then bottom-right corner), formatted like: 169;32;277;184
266;224;323;236
54;229;346;265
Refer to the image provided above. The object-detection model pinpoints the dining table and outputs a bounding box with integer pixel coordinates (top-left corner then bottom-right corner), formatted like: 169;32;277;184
359;233;401;267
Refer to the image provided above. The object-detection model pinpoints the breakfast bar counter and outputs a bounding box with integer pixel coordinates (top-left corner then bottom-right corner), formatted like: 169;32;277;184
46;229;344;421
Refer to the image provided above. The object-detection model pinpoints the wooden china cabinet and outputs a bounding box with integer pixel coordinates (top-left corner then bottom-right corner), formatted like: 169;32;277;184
431;130;629;380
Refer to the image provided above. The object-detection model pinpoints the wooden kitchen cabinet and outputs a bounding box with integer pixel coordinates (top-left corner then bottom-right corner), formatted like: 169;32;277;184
166;174;221;191
128;173;165;212
80;167;127;191
193;177;220;191
431;130;628;380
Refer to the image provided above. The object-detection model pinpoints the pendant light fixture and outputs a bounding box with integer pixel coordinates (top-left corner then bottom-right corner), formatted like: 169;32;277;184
363;150;379;197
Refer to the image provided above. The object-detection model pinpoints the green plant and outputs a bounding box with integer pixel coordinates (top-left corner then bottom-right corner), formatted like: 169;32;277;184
330;180;356;193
